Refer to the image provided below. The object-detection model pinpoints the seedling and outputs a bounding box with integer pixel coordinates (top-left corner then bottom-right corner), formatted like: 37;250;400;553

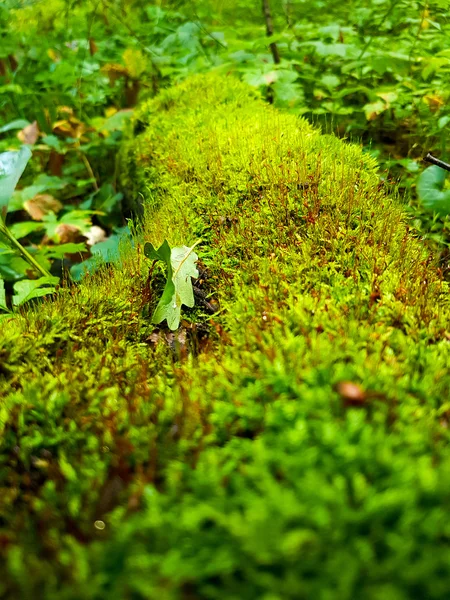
144;239;200;330
0;147;58;312
0;147;52;278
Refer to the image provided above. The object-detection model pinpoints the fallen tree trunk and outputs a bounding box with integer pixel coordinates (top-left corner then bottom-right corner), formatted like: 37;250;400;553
1;74;450;599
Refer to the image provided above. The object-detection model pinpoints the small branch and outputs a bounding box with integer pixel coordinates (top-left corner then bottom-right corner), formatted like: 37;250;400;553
424;153;450;172
262;0;281;64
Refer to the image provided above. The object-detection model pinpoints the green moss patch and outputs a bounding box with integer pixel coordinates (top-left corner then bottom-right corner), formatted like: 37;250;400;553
1;74;450;599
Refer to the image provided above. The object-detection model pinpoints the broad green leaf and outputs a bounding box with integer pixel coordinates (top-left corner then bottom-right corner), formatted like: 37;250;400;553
273;81;304;108
438;116;450;129
9;173;70;211
0;119;30;134
363;100;386;120
103;109;133;132
0;251;30;281
9;221;45;240
40;134;64;153
144;239;199;331
320;74;340;89
70;227;131;281
0;146;32;221
416;166;450;216
44;243;87;259
12;276;59;307
0;278;8;312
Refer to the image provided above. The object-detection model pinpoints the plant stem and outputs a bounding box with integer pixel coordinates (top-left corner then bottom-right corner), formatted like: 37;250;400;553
262;0;280;65
0;221;52;278
77;147;99;191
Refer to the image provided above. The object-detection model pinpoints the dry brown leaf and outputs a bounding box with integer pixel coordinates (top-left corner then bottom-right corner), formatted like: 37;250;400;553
48;150;65;176
17;120;39;145
58;106;74;117
47;48;60;62
53;117;92;140
55;223;84;244
423;93;445;112
85;225;107;246
89;38;98;56
24;194;63;220
101;63;129;85
336;381;367;407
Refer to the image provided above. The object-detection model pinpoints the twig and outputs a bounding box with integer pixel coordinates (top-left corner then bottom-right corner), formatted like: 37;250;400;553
262;0;280;64
424;153;450;172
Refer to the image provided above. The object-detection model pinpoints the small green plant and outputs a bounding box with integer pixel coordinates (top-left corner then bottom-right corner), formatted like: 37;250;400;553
0;146;59;313
144;239;200;330
0;146;51;276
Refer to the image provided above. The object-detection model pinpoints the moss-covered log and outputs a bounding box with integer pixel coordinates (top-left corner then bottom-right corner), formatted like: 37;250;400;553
1;74;450;599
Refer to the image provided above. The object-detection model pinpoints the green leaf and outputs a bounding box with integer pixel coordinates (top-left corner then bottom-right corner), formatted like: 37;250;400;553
0;146;32;221
12;276;59;307
9;221;45;240
416;166;450;216
41;135;64;153
438;116;450;130
9;174;70;211
0;278;8;312
103;109;133;132
320;74;340;89
43;243;87;259
144;239;199;331
0;119;31;134
69;227;131;281
0;251;30;281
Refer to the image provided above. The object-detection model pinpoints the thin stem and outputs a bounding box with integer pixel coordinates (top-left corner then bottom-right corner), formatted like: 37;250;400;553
0;221;52;278
78;149;99;191
262;0;281;64
283;0;292;27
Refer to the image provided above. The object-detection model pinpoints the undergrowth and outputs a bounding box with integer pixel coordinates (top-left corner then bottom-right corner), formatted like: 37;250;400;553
0;74;450;599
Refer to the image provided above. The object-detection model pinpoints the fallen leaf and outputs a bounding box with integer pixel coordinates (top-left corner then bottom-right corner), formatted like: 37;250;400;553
17;120;39;145
55;223;85;244
89;38;98;56
336;381;366;406
47;48;60;62
423;93;445;112
101;63;129;86
85;225;107;246
53;117;92;140
48;150;65;176
57;106;74;117
24;194;63;220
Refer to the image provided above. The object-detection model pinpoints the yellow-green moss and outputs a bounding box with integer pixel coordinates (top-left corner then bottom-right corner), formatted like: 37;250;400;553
1;74;450;599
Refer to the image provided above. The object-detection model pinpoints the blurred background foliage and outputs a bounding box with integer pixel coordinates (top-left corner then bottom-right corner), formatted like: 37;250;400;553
1;0;450;291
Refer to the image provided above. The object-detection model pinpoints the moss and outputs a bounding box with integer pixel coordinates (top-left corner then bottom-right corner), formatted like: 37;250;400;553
1;73;450;599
